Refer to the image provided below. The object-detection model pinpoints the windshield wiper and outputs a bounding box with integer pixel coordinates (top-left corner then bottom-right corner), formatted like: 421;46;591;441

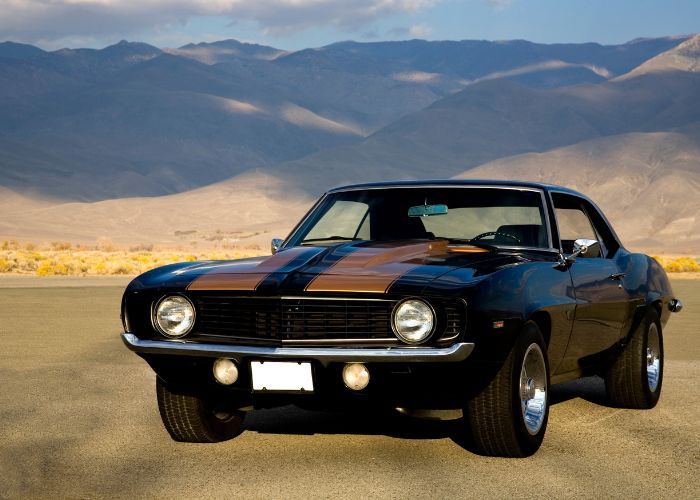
443;238;498;252
301;236;362;245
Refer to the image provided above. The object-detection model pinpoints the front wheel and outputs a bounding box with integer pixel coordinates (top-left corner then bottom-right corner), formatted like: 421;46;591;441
605;309;663;409
464;323;550;457
156;378;245;443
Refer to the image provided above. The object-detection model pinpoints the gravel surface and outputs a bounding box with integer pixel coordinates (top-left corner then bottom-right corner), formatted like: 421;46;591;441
1;280;698;498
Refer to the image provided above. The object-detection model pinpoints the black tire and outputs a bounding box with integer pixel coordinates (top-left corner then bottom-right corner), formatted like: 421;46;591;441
465;323;550;457
156;378;244;443
605;309;663;409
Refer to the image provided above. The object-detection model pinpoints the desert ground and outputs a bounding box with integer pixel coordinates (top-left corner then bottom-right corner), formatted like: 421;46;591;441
0;277;697;498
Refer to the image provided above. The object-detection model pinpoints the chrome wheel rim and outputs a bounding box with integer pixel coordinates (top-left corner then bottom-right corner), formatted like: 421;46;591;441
646;323;661;392
520;343;547;435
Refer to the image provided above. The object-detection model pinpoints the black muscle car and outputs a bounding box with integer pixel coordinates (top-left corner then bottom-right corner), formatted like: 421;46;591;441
121;180;683;457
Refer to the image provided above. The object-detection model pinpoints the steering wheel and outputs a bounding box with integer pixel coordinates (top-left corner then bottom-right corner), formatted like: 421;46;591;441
472;231;522;245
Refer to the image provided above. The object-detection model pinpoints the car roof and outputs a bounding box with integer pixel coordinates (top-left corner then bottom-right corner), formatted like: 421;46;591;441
327;179;585;197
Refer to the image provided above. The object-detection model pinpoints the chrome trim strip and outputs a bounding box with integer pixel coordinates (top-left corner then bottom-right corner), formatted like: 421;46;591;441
329;184;544;193
121;333;474;365
281;338;400;345
279;296;394;302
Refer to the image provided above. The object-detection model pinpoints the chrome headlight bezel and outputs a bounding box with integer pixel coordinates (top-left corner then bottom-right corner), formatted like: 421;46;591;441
391;298;436;345
153;295;196;338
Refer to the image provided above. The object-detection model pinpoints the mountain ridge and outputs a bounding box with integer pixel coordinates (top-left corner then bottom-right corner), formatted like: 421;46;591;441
1;34;699;253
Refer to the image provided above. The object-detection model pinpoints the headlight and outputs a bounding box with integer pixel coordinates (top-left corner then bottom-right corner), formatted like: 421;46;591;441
154;295;195;338
392;299;435;344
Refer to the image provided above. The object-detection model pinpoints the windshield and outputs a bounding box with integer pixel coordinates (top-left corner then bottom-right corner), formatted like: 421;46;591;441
288;187;550;249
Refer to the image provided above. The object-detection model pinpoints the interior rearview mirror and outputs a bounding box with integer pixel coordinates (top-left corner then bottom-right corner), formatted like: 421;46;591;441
408;204;448;217
271;238;284;254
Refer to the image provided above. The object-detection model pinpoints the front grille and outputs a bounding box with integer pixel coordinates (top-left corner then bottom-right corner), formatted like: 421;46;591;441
444;303;462;340
194;297;395;341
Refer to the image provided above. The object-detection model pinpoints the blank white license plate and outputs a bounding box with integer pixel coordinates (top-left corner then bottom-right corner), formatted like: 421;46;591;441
250;361;314;392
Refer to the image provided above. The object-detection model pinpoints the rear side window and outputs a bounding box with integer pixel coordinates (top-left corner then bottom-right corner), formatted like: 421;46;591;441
552;193;619;258
556;208;597;242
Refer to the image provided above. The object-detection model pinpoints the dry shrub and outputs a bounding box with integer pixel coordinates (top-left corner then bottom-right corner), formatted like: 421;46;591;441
97;237;117;252
2;240;19;250
0;241;265;276
129;243;154;252
0;257;14;272
50;241;72;251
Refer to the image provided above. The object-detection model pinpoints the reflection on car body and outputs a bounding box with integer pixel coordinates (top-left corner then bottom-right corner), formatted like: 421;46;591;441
121;180;681;457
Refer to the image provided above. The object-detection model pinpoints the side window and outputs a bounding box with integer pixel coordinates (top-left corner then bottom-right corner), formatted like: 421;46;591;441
552;194;605;258
303;200;369;241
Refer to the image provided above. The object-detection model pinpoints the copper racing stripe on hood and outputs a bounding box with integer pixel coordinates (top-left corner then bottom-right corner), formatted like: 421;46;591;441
187;247;316;291
305;240;453;293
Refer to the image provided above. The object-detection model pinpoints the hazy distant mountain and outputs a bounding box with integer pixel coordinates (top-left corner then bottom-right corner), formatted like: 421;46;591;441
618;34;700;79
0;34;695;208
1;40;162;81
166;39;286;64
0;52;367;199
257;68;700;194
455;126;700;253
0;41;46;60
277;37;688;85
4;128;699;252
0;171;314;247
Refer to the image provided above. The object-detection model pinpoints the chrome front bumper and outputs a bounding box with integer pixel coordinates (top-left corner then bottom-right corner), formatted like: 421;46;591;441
121;333;474;366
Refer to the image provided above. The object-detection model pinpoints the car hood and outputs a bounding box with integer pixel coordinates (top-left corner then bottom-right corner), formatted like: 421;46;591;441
129;240;526;295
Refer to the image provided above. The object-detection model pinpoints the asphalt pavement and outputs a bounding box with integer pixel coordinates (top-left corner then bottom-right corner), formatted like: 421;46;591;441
1;279;698;498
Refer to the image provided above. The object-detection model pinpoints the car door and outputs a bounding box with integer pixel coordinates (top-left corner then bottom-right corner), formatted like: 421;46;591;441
552;193;632;373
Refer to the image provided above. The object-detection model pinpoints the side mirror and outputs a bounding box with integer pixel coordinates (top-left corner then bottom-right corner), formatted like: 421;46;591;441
271;238;284;255
566;238;600;264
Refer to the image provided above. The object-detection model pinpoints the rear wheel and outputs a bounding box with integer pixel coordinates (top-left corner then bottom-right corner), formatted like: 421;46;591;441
464;323;550;457
605;309;663;409
156;378;245;442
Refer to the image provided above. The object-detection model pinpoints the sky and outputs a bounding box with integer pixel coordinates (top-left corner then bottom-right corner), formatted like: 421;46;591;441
0;0;698;51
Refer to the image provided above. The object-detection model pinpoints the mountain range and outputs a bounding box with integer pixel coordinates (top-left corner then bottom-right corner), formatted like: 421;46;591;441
0;34;699;252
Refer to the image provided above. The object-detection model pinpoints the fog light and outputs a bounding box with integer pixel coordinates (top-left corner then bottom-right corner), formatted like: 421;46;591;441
342;363;370;391
213;358;239;385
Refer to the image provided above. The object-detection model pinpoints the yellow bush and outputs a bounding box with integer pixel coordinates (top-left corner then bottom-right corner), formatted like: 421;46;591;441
36;261;71;276
0;257;14;272
1;241;267;276
653;256;700;273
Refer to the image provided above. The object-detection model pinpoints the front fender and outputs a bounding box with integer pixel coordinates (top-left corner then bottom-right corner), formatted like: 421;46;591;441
462;260;576;371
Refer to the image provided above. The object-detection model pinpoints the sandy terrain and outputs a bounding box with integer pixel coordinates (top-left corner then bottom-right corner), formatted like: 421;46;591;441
0;279;697;498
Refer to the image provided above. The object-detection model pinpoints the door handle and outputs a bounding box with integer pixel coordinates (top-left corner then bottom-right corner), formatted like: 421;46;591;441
610;272;626;281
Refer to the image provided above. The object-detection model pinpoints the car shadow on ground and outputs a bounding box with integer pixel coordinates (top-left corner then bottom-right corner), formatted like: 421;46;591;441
549;375;609;406
241;376;613;453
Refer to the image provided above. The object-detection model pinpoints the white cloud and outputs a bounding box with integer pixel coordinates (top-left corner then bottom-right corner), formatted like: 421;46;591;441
485;0;515;10
389;23;433;39
408;24;432;37
0;0;442;43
